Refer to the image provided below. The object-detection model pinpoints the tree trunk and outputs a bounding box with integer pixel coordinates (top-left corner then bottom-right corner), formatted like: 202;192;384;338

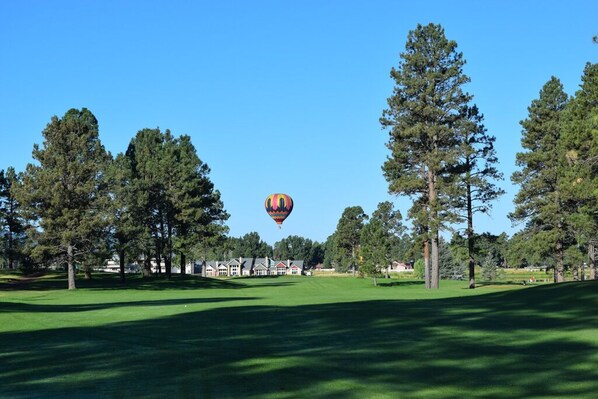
589;241;596;280
8;228;14;270
351;246;356;277
555;240;565;283
84;267;92;280
431;232;439;289
165;222;173;279
119;248;126;283
143;254;152;277
424;238;430;289
67;244;76;290
467;177;475;289
428;168;439;289
180;252;186;276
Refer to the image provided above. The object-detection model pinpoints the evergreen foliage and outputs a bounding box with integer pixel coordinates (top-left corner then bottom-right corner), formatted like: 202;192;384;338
0;168;27;270
332;206;368;273
453;104;505;288
481;251;502;281
510;77;571;282
15;108;110;289
380;23;474;288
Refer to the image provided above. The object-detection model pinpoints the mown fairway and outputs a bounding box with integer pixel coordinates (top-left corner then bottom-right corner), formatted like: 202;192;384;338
1;274;597;398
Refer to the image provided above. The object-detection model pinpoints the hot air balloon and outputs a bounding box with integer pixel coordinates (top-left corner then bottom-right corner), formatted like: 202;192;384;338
265;193;293;228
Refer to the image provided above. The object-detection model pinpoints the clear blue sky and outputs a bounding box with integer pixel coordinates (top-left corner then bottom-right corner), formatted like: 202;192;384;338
1;1;596;245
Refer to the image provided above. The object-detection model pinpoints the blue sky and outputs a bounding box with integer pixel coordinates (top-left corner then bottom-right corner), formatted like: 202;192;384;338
1;1;596;245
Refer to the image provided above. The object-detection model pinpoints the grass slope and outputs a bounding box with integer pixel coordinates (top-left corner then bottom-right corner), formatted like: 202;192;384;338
1;274;597;398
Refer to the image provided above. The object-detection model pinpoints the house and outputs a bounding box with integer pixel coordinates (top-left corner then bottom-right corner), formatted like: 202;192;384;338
389;261;414;273
196;257;305;277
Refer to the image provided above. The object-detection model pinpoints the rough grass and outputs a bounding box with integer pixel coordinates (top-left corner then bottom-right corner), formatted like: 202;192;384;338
1;273;597;398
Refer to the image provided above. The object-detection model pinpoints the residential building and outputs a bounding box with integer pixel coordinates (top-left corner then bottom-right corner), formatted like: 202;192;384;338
200;257;304;277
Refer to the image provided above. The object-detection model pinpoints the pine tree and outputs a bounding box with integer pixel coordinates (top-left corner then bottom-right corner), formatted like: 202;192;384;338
454;105;505;288
170;135;229;275
559;63;598;279
360;218;386;285
480;251;502;282
510;77;570;283
0;168;26;270
333;206;368;275
107;153;144;282
381;23;472;288
16;108;110;289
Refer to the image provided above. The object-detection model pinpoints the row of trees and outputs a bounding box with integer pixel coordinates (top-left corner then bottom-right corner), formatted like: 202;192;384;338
200;232;326;267
510;66;598;282
379;23;596;288
0;109;229;289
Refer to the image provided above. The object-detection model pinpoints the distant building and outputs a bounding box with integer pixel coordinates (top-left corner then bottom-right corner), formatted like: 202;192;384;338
199;257;305;277
389;261;414;273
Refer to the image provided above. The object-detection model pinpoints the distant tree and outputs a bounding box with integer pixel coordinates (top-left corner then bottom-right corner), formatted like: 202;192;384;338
481;252;502;282
322;233;338;269
380;23;473;288
333;206;368;275
274;235;312;260
306;241;325;267
15;108;110;289
0;168;26;270
439;238;465;280
361;201;405;279
510;77;570;283
231;232;272;258
360;218;387;285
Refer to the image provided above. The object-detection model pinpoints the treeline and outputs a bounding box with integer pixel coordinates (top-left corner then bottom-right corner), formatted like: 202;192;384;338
376;23;596;288
0;109;229;289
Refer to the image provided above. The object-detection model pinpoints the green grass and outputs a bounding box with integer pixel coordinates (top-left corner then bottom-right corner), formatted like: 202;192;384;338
1;273;597;398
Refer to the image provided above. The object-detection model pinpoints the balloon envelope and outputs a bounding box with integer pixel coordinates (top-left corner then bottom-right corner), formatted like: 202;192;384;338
265;193;293;226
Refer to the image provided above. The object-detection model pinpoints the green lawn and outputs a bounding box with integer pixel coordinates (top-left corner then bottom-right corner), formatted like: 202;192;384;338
1;273;597;398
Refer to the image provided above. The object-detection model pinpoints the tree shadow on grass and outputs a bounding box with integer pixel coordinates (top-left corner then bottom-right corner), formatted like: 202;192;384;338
1;281;596;398
0;273;259;292
0;296;260;314
377;280;425;287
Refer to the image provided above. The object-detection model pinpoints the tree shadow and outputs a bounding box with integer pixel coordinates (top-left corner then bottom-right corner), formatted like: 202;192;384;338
377;280;425;287
0;281;596;398
0;296;260;314
0;273;249;292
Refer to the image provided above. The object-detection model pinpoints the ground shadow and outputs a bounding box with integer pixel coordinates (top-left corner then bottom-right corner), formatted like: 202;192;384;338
1;280;596;398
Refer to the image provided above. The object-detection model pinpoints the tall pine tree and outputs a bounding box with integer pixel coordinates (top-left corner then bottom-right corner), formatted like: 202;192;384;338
560;63;598;279
510;77;570;283
454;105;504;288
380;23;472;288
16;108;110;289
